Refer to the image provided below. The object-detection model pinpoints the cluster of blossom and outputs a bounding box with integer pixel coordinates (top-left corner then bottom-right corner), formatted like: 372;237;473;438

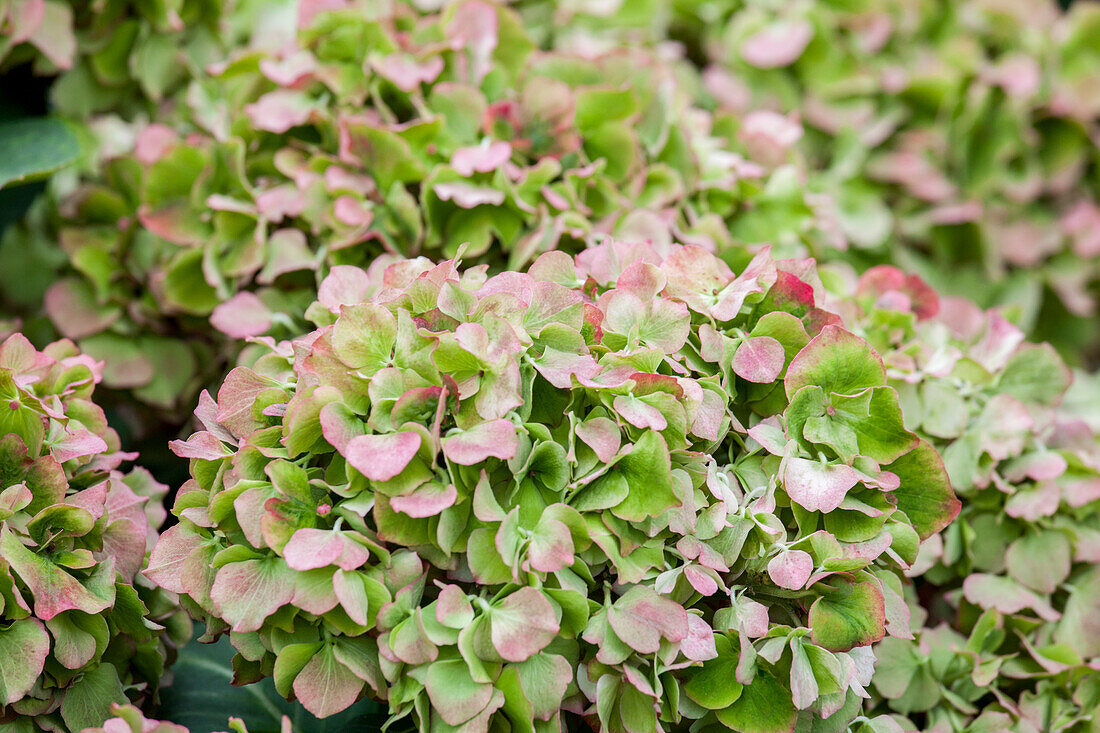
0;0;236;415
1;0;834;415
822;263;1100;730
535;0;1100;360
725;0;1100;360
0;0;225;114
1;1;1097;731
0;333;187;731
151;241;958;731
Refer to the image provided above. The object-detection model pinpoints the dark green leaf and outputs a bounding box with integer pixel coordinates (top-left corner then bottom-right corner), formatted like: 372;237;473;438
885;440;960;539
0;118;81;189
808;580;886;652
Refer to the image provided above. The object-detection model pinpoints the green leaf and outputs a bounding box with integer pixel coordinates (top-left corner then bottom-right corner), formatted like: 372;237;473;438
715;668;796;733
0;118;81;189
0;618;49;705
1056;566;1100;658
89;19;139;85
1005;530;1071;594
996;344;1071;406
425;659;494;726
571;471;629;513
144;146;208;207
575;89;638;132
608;430;679;522
870;638;940;713
0;525;114;619
833;388;917;464
788;640;818;709
684;634;743;710
293;644;367;719
0;376;45;457
78;333;155;389
342;124;425;191
749;312;810;371
60;663;127;732
209;558;296;633
157;628;387;733
884;440;960;539
918;380;969;439
508;653;572;722
332;305;397;374
785;326;885;399
131;32;183;101
618;682;658;733
584;123;638;181
162;249;220;315
835;184;892;250
871;637;920;700
808;580;886;652
130;337;199;409
274;643;323;698
45;612;105;669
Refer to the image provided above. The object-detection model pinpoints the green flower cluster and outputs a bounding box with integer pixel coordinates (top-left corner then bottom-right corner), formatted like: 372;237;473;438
1;0;833;417
0;0;226;114
0;1;1098;732
152;242;956;731
0;333;187;732
564;0;1100;361
824;262;1100;730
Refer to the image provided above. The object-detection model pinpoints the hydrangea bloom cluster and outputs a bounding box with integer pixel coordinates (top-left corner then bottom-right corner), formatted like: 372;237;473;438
151;242;958;731
5;0;836;414
0;333;185;732
0;0;224;114
822;264;1099;729
674;0;1100;359
542;0;1100;359
3;1;1099;731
